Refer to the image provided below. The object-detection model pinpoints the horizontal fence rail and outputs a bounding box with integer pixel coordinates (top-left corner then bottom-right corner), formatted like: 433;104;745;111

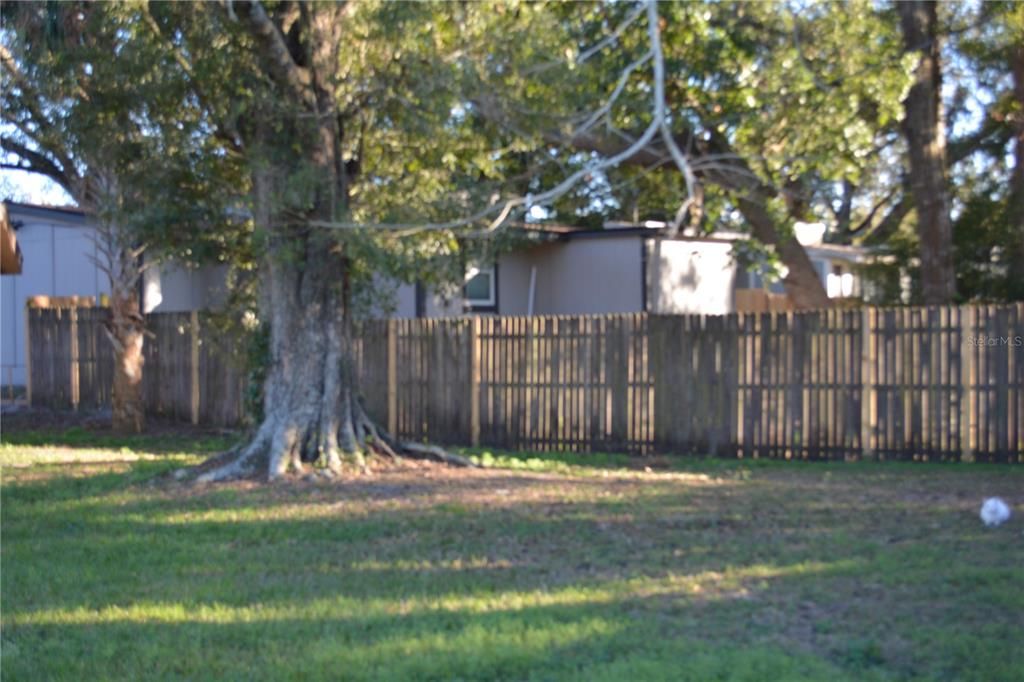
25;304;1024;462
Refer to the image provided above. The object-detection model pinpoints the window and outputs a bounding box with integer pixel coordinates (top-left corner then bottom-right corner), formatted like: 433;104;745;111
464;266;496;310
826;263;855;298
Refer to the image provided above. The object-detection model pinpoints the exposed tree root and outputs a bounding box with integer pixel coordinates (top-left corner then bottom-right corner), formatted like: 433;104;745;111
397;442;476;468
187;244;476;486
192;400;475;484
195;418;275;483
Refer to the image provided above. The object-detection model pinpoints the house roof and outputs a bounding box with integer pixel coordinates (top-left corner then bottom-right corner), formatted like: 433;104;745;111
515;222;873;257
515;222;702;241
3;200;90;227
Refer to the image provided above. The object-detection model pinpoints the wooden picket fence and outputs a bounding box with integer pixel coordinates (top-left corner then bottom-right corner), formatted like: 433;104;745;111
25;307;246;427
25;304;1024;461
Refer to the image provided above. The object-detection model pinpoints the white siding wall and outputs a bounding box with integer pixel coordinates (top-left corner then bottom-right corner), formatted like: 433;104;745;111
142;264;229;313
646;238;738;315
1;271;22;387
1;207;225;389
393;283;417;318
1;219;108;388
390;236;646;318
499;237;645;316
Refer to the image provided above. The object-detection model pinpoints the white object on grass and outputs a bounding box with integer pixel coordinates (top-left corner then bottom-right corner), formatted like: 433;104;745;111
980;498;1011;527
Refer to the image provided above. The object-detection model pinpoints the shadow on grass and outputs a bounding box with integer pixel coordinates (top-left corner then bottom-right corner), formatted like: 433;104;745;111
3;457;1022;681
4;586;874;681
0;425;237;455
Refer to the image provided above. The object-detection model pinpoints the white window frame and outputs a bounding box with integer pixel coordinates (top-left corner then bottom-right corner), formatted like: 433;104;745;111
464;266;496;308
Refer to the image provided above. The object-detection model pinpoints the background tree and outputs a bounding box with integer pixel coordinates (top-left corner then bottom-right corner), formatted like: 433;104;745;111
2;4;160;431
948;1;1024;302
471;1;917;309
898;0;957;304
855;1;1022;304
9;0;1015;476
3;3;253;430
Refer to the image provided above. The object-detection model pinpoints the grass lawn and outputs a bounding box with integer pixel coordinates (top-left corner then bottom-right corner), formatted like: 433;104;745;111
2;427;1022;681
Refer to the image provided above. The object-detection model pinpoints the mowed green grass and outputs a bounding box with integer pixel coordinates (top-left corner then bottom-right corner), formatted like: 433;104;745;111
2;429;1022;681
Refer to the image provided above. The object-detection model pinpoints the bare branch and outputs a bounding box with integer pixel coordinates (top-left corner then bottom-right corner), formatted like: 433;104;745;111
571;50;652;139
645;0;697;233
520;2;646;78
576;3;647;65
862;196;912;245
847;186;899;236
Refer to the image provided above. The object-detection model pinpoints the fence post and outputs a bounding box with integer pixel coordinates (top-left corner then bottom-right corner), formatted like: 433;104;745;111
959;305;976;461
190;310;200;425
23;305;32;406
387;319;397;437
469;316;481;446
69;306;80;410
860;307;875;459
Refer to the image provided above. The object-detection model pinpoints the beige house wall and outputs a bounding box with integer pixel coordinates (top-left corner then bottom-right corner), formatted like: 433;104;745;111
499;236;644;315
389;281;463;318
387;233;869;320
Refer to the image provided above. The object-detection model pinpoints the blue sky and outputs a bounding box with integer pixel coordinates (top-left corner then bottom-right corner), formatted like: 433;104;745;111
0;169;74;206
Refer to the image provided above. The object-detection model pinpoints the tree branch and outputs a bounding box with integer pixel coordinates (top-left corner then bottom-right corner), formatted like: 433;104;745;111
231;0;314;107
862;196;912;246
0;136;74;191
847;186;899;237
142;3;245;155
948;112;1009;165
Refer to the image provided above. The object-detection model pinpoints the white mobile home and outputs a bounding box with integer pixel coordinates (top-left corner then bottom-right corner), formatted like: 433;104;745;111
1;201;226;390
396;224;871;319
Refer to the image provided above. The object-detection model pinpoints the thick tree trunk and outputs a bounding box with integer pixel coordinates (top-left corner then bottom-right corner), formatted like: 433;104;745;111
195;2;475;482
734;194;831;310
200;247;363;480
1007;45;1024;236
196;242;476;483
109;287;145;433
899;0;957;304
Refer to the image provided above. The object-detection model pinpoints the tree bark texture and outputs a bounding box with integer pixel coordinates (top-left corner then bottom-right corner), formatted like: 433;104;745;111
899;0;957;304
109;287;145;433
1007;43;1024;238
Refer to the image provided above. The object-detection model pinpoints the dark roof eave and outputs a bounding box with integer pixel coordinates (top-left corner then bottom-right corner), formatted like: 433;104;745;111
3;200;89;227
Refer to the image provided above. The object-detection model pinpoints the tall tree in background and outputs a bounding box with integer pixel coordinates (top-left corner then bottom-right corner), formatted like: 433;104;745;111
898;1;957;304
9;0;1017;476
473;1;916;309
2;3;248;430
2;6;155;431
142;1;534;480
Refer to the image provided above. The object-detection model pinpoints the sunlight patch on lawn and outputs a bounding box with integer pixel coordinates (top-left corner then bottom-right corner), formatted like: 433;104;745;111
138;502;356;525
320;616;624;676
10;558;861;629
0;444;202;468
